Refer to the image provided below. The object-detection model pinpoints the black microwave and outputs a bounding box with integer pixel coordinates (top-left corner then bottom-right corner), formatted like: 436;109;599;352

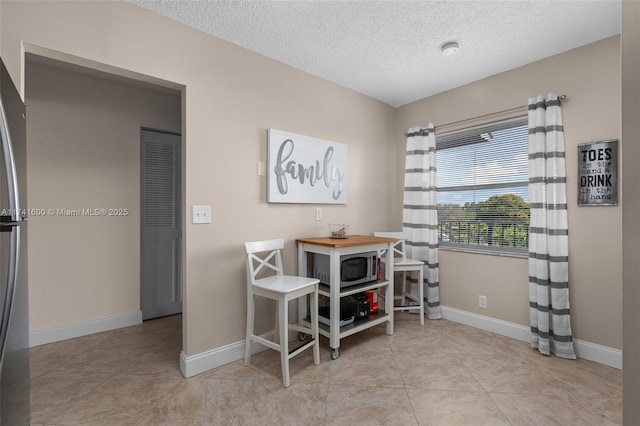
312;252;378;288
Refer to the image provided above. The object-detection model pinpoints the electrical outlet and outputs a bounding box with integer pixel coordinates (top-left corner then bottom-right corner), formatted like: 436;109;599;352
192;205;212;224
315;207;322;221
479;295;487;309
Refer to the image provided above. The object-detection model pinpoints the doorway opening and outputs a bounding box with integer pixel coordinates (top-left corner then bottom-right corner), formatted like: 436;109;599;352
24;52;185;358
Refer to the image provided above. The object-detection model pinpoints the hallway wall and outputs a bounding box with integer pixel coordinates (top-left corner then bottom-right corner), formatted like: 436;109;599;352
25;58;181;334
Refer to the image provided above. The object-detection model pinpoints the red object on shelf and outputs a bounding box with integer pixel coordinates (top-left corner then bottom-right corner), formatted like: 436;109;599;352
365;289;378;313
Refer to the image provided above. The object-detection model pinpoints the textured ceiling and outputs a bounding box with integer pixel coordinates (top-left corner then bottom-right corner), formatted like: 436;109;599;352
127;0;621;107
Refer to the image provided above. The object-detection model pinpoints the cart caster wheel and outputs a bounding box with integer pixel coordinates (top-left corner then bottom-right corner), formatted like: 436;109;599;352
298;333;307;341
331;348;340;360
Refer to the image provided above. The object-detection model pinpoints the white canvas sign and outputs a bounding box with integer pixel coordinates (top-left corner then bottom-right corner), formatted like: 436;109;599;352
267;129;348;204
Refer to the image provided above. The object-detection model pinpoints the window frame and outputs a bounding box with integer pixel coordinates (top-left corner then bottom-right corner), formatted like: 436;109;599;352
435;115;530;258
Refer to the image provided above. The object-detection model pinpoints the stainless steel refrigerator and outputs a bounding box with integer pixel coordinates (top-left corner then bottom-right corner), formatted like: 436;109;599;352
0;58;30;425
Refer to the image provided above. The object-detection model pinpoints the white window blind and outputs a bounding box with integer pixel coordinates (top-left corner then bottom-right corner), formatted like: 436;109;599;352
436;116;529;255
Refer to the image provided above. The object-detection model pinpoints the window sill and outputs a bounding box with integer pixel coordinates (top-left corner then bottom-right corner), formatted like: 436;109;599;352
438;245;528;259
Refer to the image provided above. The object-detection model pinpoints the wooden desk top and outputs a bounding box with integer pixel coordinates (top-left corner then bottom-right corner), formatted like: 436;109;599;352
296;235;396;248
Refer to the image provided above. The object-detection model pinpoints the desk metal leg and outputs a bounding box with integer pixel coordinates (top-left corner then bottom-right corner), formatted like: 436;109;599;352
329;250;341;356
385;241;394;336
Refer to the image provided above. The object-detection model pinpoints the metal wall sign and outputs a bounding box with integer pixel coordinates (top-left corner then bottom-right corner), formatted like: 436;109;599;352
578;139;618;206
267;129;348;204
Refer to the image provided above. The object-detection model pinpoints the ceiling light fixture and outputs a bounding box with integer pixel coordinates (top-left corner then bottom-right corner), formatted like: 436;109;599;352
441;42;460;56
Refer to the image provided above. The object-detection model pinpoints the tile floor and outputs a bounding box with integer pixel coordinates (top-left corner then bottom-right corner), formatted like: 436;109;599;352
29;313;622;425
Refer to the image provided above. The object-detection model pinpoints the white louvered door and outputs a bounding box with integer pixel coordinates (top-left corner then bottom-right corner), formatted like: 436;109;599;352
141;129;182;320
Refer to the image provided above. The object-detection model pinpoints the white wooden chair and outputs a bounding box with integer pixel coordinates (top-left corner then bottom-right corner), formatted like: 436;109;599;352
374;232;425;325
244;238;320;387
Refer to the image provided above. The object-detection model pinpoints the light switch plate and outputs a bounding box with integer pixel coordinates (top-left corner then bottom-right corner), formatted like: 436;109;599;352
192;205;212;224
257;161;266;177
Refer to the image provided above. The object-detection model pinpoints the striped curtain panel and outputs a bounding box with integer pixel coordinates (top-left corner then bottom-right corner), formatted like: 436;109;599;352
403;126;441;320
528;93;576;359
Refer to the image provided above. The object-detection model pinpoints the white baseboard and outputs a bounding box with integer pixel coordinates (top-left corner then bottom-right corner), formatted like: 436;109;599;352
570;337;622;369
440;305;531;341
29;311;142;347
440;305;622;369
180;306;622;379
180;340;268;378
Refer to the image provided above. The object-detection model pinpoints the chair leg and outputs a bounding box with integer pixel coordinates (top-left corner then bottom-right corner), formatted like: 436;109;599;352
245;294;255;366
418;267;425;326
279;297;290;388
401;271;407;305
274;304;280;343
311;287;320;366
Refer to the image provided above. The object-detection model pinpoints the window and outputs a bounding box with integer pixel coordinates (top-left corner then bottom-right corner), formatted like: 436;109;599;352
436;116;529;256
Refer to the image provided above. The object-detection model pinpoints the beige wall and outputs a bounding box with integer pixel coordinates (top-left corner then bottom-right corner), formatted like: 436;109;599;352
621;1;640;423
25;58;181;330
395;36;622;349
1;1;396;356
0;1;624;361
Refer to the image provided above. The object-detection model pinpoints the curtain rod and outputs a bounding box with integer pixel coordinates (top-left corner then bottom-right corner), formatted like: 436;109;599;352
405;94;567;136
